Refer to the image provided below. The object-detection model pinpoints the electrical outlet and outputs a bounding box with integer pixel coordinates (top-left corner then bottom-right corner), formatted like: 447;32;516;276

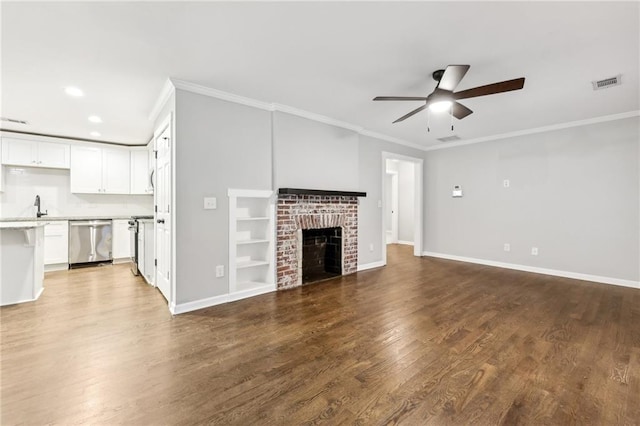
504;243;511;252
531;247;538;256
503;179;510;188
215;265;224;277
369;243;374;252
204;197;217;210
377;200;382;208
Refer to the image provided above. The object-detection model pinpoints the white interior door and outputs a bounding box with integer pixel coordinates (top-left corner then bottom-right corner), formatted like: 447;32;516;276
155;123;171;303
390;173;399;243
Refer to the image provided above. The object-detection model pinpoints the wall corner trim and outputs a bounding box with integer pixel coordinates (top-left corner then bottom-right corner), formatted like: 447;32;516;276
422;251;640;290
357;260;386;272
148;79;176;122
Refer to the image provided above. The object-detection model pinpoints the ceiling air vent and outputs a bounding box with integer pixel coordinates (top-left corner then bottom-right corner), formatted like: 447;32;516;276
592;75;621;90
0;117;28;125
437;135;461;143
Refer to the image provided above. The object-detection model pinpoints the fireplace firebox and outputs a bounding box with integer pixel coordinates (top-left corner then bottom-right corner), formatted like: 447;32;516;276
302;227;342;284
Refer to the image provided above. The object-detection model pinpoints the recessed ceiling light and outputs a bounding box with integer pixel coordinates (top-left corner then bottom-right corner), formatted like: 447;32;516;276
429;100;453;112
88;115;102;123
65;86;84;97
90;131;101;137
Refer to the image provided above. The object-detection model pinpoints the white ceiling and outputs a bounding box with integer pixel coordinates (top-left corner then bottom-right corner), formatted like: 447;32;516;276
2;2;638;147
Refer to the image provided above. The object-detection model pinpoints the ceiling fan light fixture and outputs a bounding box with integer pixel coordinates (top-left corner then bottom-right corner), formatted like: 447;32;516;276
429;100;453;112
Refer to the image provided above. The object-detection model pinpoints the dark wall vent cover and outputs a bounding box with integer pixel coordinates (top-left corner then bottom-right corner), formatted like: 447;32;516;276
437;135;461;143
592;75;621;90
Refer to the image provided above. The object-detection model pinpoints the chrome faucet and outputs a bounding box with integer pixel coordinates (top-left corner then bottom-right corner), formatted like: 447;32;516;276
34;195;48;218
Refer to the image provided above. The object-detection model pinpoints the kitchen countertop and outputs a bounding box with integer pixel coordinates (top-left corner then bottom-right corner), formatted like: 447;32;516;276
0;221;48;229
0;215;149;222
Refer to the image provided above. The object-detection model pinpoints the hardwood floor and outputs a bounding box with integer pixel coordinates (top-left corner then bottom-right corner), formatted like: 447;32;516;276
2;245;639;424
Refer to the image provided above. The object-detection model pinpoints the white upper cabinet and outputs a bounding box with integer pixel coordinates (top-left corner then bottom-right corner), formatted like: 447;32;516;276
1;137;70;169
70;146;130;194
130;150;151;195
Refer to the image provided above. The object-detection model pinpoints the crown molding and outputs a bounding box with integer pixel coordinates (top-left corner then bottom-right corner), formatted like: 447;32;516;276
148;79;176;123
423;110;640;152
170;78;272;111
359;129;427;152
271;102;362;133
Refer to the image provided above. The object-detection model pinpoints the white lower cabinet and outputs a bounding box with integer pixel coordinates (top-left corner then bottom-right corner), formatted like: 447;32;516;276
44;221;69;269
138;223;145;278
112;219;131;260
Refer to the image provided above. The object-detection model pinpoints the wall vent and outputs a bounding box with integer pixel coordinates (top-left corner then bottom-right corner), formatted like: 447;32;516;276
592;75;621;90
437;135;461;143
0;117;28;125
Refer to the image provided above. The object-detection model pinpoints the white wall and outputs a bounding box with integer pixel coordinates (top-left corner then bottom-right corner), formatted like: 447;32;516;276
0;166;152;218
423;116;640;282
397;160;415;243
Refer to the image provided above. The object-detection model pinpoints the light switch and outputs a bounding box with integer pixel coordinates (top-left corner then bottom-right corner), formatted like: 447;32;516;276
215;265;224;277
204;197;217;210
378;200;382;208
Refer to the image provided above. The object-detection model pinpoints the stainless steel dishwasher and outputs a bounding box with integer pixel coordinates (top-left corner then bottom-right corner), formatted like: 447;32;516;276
68;220;113;267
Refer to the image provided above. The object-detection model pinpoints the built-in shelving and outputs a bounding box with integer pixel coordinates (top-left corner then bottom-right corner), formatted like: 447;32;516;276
228;189;275;299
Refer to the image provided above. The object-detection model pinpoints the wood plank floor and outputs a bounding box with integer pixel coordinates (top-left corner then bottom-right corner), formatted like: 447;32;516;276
2;245;639;424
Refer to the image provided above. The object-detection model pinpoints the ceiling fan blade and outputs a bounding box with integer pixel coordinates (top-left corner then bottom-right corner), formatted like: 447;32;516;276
453;77;525;100
437;65;471;91
392;103;428;123
373;96;429;101
451;102;473;119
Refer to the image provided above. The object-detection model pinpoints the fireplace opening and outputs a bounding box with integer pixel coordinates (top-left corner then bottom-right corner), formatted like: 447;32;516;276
302;227;342;284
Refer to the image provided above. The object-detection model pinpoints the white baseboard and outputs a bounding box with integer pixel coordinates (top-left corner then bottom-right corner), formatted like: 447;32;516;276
170;285;276;315
397;240;414;246
422;251;640;290
357;260;386;271
0;287;44;307
44;263;68;272
112;258;129;265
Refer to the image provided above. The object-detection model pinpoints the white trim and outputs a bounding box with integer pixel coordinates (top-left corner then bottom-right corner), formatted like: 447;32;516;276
1;287;45;307
423;110;640;151
357;260;386;272
171;78;273;111
422;251;640;290
228;285;275;302
148;79;175;123
272;103;361;132
112;258;129;265
170;293;229;315
396;240;414;246
360;129;426;152
169;286;276;315
44;263;68;272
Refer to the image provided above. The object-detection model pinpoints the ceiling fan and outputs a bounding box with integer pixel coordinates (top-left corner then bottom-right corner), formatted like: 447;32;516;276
373;65;525;123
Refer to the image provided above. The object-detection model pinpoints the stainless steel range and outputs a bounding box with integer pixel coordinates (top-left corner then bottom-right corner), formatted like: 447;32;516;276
128;215;153;275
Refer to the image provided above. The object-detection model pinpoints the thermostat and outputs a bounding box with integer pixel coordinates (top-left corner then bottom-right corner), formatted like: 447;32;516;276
452;185;463;198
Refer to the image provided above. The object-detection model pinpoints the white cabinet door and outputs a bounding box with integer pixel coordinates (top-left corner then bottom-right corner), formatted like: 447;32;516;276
44;221;69;265
130;150;149;195
70;146;103;193
1;138;69;169
1;138;36;166
102;148;130;194
37;141;70;169
112;220;131;259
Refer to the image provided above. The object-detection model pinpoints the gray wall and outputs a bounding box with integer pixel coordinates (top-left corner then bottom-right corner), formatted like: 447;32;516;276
175;90;272;303
273;112;360;191
424;116;640;281
397;160;415;243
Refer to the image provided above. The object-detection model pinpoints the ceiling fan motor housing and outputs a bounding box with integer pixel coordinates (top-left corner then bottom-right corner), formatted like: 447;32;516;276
432;69;445;82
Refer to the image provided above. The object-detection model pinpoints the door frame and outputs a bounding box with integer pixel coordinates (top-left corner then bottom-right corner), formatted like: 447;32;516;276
153;112;175;311
381;151;423;264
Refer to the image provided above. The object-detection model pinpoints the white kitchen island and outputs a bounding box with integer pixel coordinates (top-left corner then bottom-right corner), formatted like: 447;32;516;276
0;221;46;306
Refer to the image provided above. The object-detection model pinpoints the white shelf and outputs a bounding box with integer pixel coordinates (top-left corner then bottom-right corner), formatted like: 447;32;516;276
229;189;275;299
237;239;270;245
236;259;270;269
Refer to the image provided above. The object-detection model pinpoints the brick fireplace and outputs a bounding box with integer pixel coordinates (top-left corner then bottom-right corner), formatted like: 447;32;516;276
276;189;365;290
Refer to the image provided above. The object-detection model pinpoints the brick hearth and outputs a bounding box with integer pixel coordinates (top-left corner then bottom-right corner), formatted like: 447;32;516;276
276;194;358;289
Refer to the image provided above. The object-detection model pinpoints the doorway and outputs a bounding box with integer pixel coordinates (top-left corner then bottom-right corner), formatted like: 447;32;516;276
381;152;423;265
